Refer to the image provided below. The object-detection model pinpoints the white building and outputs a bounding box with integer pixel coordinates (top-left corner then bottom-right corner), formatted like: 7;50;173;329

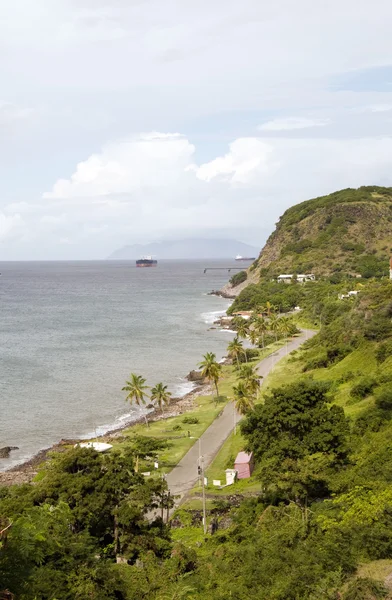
277;273;315;284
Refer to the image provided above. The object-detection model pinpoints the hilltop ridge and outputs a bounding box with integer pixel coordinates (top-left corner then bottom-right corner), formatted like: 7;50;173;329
222;186;392;297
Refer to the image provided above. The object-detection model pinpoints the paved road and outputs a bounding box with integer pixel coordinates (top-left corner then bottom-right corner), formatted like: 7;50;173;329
166;328;316;504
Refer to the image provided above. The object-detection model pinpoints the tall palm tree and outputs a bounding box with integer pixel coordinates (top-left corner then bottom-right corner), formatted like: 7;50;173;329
150;382;172;414
199;352;222;400
253;316;268;348
248;327;259;347
238;364;261;396
227;337;245;368
122;373;150;426
233;317;249;340
279;316;293;339
233;380;255;415
269;315;280;341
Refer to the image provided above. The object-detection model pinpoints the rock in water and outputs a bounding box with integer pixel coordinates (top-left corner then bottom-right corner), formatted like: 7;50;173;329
187;370;205;382
0;446;19;458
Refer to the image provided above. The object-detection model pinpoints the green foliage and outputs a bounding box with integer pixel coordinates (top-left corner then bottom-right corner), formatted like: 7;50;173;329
350;377;378;399
375;389;392;411
241;380;348;502
229;270;247;287
375;340;392;363
228;281;304;314
182;416;199;425
342;578;389;600
354;255;389;279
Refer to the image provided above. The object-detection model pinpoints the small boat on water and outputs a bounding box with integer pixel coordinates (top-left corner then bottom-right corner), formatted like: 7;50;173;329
136;255;158;267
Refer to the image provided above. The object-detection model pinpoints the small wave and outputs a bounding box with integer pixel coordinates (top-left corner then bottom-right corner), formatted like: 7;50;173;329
172;380;196;397
200;309;228;324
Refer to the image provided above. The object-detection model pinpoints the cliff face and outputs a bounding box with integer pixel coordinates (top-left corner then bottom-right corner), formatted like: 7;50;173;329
222;186;392;295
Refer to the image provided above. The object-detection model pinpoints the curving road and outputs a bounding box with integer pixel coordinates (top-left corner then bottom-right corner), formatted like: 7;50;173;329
166;328;316;502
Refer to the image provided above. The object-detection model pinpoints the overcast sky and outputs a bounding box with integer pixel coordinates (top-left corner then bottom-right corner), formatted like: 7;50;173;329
2;0;392;259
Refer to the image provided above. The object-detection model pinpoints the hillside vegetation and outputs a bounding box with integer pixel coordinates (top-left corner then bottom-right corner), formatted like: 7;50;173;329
222;186;392;301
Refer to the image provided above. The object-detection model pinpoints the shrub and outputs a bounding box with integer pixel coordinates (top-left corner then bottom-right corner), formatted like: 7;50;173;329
230;271;247;287
342;577;388;600
350;377;377;399
375;389;392;411
182;416;199;425
363;316;392;341
172;424;182;431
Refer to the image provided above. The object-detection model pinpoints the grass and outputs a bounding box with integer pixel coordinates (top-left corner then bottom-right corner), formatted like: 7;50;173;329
110;370;236;475
111;342;284;477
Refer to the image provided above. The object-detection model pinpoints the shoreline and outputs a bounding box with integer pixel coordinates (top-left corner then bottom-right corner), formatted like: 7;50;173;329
0;375;214;487
0;296;233;486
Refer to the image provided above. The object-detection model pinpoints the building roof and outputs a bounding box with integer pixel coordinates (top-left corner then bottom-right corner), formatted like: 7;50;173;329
235;451;253;464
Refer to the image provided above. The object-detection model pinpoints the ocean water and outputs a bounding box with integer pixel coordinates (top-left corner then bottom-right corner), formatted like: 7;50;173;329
0;260;234;470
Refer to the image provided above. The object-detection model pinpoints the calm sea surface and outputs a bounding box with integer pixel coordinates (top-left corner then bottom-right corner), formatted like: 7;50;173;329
0;260;234;470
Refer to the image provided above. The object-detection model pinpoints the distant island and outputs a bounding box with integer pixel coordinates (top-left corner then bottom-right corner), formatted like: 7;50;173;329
107;238;260;260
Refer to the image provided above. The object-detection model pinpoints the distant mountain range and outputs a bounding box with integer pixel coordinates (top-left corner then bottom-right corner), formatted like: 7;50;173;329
107;238;259;260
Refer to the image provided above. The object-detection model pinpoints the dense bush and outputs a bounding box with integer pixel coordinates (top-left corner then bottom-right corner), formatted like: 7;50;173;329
350;377;377;399
182;415;199;424
375;341;392;363
375;389;392;411
229;270;247;287
354;254;388;278
342;577;389;600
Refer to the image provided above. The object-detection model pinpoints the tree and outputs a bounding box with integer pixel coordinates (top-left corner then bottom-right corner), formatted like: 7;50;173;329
261;301;275;317
151;383;172;414
232;317;249;340
227;337;245;367
199;352;222;400
269;315;281;341
238;364;261;397
122;373;150;426
248;327;259;347
233;380;255;415
241;380;349;502
253;316;268;348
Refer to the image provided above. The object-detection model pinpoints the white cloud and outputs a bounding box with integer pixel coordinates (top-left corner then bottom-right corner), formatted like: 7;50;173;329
33;131;392;259
195;138;278;183
258;117;329;131
44;133;196;199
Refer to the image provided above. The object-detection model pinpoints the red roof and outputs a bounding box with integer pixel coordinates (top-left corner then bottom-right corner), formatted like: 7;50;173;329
235;451;253;464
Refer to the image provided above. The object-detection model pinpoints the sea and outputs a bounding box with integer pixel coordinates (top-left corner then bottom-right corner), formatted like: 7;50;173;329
0;260;235;470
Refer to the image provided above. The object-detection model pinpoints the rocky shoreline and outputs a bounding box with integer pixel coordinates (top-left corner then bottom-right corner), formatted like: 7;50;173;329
0;377;213;487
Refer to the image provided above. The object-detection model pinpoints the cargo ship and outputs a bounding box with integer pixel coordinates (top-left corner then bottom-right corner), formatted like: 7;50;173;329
136;255;157;267
235;255;255;261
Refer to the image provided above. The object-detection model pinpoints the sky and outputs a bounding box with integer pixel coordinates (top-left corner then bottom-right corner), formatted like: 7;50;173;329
1;0;392;260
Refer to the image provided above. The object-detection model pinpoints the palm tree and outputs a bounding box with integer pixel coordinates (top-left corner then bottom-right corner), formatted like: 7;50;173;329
248;327;259;347
269;315;280;341
253;316;268;348
279;316;293;339
150;382;172;414
238;364;261;396
199;352;222;400
227;337;245;368
233;380;255;415
232;317;249;340
122;373;150;426
261;301;275;317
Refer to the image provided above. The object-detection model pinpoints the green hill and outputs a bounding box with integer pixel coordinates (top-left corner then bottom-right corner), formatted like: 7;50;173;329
223;187;392;300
